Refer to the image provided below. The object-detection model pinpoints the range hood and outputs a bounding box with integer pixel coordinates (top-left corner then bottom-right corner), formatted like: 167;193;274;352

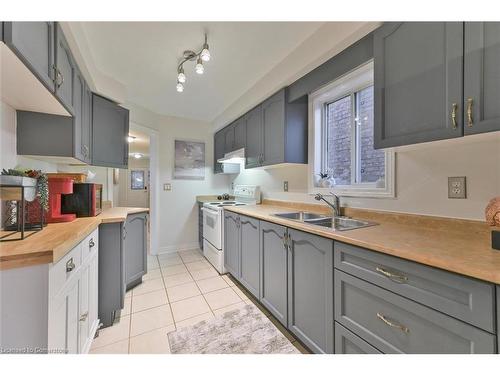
217;148;245;164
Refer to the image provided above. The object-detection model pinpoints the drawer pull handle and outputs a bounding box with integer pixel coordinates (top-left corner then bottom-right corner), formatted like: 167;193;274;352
89;239;95;248
377;313;409;333
376;266;408;283
66;258;76;273
79;312;88;322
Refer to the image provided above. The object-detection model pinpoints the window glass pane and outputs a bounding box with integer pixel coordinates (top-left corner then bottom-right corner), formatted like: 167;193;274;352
326;95;352;185
355;86;385;184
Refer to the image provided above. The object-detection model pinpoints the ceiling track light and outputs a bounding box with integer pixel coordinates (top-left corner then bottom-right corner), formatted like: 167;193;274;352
176;33;211;92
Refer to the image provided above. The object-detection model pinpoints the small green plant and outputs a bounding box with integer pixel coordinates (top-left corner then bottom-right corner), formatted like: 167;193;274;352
1;168;49;211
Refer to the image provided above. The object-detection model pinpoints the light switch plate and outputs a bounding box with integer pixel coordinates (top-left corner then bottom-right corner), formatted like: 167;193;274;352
164;183;172;191
448;176;466;199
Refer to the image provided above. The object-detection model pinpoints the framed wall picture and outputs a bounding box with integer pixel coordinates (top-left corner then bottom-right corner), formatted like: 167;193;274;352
131;170;145;190
173;140;205;180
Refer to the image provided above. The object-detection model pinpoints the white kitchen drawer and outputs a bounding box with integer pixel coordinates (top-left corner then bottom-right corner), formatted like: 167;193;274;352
81;229;98;263
49;242;82;298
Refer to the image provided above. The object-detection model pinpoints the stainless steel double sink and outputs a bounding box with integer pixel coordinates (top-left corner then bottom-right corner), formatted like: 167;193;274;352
272;211;377;231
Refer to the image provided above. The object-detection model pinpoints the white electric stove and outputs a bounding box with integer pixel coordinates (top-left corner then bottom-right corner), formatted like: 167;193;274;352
202;185;261;273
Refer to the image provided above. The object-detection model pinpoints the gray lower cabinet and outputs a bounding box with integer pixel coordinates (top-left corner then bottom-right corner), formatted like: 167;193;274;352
245;105;263;168
213;130;225;174
335;323;382;354
123;213;148;290
334;241;496;333
98;222;125;327
374;22;464;148
224;211;240;277
92;93;129;169
287;229;334;354
3;22;55;92
335;270;496;353
464;22;500;135
260;221;288;326
54;23;76;114
239;215;260;298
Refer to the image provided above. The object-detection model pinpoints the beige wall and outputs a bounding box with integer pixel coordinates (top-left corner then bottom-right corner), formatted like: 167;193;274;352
126;102;230;253
229;134;500;220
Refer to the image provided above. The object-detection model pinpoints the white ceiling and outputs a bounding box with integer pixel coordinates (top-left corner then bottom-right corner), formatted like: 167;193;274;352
79;22;324;122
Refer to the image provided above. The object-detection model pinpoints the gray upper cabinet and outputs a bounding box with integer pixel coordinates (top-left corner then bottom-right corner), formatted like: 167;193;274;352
92;93;129;169
224;212;240;277
245;105;263;168
124;212;148;290
260;221;288;326
261;90;286;166
213;130;225;174
464;22;500;135
223;125;235;153
287;229;334;354
3;22;55;92
374;22;464;148
54;23;76;114
233;117;246;151
239;215;260;298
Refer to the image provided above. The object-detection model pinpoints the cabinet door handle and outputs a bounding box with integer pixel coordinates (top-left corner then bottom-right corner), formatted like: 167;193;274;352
467;98;474;127
377;313;409;333
122;227;127;240
66;258;75;273
55;68;64;88
450;103;458;129
89;238;95;248
79;312;88;322
375;266;408;283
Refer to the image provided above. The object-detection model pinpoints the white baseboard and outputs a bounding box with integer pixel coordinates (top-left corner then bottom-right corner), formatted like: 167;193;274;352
156;242;201;255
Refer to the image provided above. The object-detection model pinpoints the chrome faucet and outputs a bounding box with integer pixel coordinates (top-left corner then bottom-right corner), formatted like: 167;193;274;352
314;192;341;217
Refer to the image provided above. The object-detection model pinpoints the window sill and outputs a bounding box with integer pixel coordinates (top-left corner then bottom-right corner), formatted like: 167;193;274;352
309;185;395;199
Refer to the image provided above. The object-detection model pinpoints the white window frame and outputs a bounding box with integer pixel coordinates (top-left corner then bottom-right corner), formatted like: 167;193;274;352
308;61;395;198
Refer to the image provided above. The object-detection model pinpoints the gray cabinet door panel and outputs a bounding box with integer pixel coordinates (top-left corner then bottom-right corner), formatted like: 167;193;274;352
239;215;260;298
124;213;148;289
333;241;495;333
224;212;240;278
262;89;285;166
3;22;55;91
233;117;247;151
334;322;382;354
92;94;129;169
335;270;496;354
464;22;500;135
287;229;333;353
245;105;263;168
240;215;260;299
55;23;76;114
213;131;225;173
260;221;288;326
73;69;85;162
374;22;464;148
224;125;235;153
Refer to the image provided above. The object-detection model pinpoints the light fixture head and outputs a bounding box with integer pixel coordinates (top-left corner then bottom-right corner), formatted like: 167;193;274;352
177;67;186;83
195;57;204;74
133;153;143;159
176;81;184;92
200;44;210;62
127;135;136;143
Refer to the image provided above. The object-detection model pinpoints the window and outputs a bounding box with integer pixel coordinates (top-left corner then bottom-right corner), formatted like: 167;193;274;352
310;61;394;197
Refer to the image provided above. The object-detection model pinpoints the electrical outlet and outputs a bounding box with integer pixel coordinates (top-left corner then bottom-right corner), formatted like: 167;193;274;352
448;176;466;199
163;183;171;191
284;181;289;192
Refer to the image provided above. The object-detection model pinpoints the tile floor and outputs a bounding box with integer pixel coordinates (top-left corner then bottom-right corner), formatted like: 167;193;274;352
90;249;309;354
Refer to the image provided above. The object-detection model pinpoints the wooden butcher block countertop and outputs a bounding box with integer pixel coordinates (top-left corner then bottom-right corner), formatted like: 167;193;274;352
0;207;149;270
224;201;500;284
